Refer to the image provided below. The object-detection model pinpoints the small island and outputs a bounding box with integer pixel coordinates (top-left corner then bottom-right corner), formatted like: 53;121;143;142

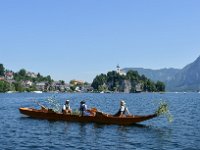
92;65;165;93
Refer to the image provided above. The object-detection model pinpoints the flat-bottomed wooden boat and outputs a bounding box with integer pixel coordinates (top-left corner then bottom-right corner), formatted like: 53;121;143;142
19;107;157;125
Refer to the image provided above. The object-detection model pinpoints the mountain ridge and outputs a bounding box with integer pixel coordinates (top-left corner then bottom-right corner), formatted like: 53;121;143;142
122;56;200;91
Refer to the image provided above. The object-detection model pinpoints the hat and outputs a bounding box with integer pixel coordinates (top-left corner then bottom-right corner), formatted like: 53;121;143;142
80;100;85;104
120;100;126;105
65;100;70;103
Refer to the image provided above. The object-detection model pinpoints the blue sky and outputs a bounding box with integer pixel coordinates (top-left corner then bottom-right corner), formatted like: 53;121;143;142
0;0;200;82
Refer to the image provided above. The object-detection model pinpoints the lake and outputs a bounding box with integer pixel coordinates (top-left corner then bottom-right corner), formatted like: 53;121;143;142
0;92;200;150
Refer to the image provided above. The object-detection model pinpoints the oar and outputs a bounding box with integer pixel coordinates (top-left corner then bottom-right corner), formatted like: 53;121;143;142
31;99;48;110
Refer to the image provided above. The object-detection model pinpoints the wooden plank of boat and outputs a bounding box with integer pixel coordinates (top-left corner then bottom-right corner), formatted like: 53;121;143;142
19;107;157;125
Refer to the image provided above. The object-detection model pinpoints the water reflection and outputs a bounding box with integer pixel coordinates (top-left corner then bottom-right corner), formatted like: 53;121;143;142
60;121;173;148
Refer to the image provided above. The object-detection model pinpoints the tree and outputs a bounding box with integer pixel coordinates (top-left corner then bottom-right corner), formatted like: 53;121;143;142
19;69;26;76
156;81;165;92
70;86;76;91
98;83;108;92
14;82;24;92
0;64;5;76
126;70;140;82
37;73;41;78
0;81;10;92
46;75;53;83
59;80;65;85
143;79;157;92
84;82;90;85
91;74;107;90
106;71;124;91
140;75;147;81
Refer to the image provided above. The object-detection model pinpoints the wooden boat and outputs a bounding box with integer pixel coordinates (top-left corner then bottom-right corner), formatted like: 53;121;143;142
19;107;157;125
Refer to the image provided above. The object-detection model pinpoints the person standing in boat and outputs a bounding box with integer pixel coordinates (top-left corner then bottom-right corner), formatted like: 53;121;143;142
79;100;89;116
62;100;72;114
114;100;131;117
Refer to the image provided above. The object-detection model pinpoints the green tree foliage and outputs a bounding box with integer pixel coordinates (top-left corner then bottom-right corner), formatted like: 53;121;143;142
70;85;76;91
143;79;158;92
46;75;53;83
106;71;125;91
0;64;5;76
14;69;29;81
84;82;90;85
126;70;140;81
59;80;65;85
156;81;165;92
98;84;108;92
26;85;37;92
19;69;26;76
13;82;24;92
91;73;107;90
0;80;10;92
126;71;141;92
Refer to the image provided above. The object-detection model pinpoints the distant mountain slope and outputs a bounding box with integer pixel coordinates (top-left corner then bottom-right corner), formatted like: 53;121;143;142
167;56;200;91
122;68;180;82
122;55;200;91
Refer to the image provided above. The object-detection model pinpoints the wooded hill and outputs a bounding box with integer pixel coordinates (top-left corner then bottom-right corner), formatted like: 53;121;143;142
91;70;165;93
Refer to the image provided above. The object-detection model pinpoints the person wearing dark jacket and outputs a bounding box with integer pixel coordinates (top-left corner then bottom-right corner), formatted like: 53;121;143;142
114;100;130;117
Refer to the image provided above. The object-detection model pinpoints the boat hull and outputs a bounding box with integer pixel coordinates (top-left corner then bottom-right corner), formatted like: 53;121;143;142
19;107;157;125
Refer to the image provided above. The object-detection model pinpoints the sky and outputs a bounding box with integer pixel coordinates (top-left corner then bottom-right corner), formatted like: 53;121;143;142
0;0;200;83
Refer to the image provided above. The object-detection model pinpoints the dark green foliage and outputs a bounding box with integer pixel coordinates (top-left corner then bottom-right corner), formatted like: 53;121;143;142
18;69;26;76
13;82;24;92
126;70;140;81
91;73;107;90
26;85;37;92
106;71;125;91
14;69;30;82
70;86;76;91
60;80;65;85
156;81;165;92
0;64;5;76
0;80;10;92
143;79;155;92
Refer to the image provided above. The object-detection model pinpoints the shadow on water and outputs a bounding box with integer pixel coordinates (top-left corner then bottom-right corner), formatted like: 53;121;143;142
92;122;172;139
19;114;172;143
19;116;170;133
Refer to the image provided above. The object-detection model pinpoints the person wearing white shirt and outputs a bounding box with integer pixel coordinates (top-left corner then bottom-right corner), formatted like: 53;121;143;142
79;100;88;116
62;100;72;114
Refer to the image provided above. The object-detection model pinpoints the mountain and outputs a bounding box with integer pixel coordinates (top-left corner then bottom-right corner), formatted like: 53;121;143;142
167;56;200;91
122;68;180;82
122;56;200;91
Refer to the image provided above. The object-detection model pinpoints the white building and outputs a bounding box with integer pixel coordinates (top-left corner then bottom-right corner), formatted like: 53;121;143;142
116;64;126;75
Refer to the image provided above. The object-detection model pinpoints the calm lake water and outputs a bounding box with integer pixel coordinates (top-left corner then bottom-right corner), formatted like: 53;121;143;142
0;92;200;150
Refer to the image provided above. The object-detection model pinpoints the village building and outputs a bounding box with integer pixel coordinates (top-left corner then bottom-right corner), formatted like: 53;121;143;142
36;82;46;91
5;71;14;80
27;72;37;78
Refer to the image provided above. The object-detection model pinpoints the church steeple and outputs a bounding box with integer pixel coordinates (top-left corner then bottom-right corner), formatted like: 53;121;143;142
116;64;120;74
